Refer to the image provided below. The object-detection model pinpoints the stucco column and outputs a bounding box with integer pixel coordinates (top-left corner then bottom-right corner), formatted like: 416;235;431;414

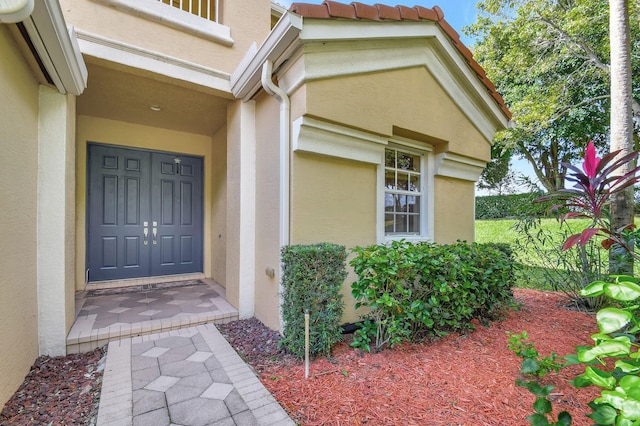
37;85;76;356
226;100;256;318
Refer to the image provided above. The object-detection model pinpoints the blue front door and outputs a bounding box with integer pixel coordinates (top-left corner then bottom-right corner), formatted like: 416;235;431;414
87;144;203;282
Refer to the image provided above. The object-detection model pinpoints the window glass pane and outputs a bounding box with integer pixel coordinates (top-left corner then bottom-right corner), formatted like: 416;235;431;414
396;214;407;233
408;214;420;233
385;171;396;190
407;196;420;213
397;172;409;191
384;149;396;168
383;147;424;237
409;174;420;192
398;152;419;171
397;195;407;213
385;214;395;233
385;194;395;212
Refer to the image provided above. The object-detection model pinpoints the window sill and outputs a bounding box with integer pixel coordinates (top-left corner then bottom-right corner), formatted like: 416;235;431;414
90;0;234;46
384;235;432;244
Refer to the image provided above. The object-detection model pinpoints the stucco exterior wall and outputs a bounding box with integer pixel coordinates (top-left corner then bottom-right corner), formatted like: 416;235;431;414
433;176;476;244
225;100;256;317
75;116;214;289
253;92;282;331
0;26;40;407
60;0;271;74
37;86;78;356
305;67;491;162
210;125;227;287
290;153;377;324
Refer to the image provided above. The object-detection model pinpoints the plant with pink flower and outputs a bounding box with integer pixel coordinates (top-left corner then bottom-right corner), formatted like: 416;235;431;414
539;141;640;253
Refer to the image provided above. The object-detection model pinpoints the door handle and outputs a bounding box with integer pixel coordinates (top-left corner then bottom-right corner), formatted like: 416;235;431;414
152;221;158;245
143;221;149;245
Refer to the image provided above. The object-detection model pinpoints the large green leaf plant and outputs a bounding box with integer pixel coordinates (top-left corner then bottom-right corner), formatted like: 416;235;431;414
513;143;640;425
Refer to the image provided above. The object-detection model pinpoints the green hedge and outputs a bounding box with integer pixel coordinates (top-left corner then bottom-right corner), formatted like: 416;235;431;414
475;192;550;219
350;240;516;352
280;243;347;358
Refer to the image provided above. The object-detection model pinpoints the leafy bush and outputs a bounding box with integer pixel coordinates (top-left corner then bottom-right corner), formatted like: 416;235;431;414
350;240;516;352
514;142;640;425
476;192;550;219
279;243;347;358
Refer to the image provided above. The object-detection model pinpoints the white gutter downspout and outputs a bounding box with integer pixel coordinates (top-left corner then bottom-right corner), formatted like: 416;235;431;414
0;0;33;22
261;59;290;331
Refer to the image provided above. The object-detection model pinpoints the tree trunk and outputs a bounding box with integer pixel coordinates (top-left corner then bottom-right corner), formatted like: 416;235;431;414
609;0;635;273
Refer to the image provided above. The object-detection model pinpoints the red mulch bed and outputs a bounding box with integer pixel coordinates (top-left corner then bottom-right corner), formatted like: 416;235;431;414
0;346;105;426
227;289;603;426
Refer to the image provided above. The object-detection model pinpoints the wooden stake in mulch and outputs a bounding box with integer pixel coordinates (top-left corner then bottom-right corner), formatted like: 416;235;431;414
305;309;310;379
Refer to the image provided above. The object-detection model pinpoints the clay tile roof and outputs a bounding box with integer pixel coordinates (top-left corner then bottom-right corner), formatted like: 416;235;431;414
352;2;380;20
288;1;512;121
324;0;357;18
375;3;401;20
396;5;420;21
414;6;438;21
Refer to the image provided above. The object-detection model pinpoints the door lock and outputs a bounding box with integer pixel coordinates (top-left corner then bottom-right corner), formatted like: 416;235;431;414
152;221;158;245
143;221;149;245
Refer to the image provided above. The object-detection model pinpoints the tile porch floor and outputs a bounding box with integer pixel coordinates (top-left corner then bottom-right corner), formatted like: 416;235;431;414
67;278;238;353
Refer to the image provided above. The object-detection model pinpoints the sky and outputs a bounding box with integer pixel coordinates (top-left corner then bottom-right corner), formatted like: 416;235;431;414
276;0;538;193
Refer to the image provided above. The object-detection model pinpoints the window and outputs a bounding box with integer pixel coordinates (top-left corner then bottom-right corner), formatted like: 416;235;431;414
384;147;423;236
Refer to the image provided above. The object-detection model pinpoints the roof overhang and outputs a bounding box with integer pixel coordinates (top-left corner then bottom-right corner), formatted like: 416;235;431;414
231;10;510;139
231;11;302;100
9;0;88;95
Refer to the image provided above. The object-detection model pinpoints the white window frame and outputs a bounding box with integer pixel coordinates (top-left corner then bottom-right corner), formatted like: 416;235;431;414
378;139;434;243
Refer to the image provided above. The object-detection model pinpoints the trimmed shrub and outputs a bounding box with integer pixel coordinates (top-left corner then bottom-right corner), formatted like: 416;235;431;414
350;240;516;352
476;192;550;219
280;243;347;358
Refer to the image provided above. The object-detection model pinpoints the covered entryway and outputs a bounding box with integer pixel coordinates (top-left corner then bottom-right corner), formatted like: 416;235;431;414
87;144;204;282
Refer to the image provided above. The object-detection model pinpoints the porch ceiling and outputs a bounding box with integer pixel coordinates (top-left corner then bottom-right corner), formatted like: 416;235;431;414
77;63;230;136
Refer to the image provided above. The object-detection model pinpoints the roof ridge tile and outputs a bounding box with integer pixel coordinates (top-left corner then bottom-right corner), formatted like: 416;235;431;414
323;0;357;19
414;6;439;21
375;3;401;20
352;2;380;20
396;5;420;21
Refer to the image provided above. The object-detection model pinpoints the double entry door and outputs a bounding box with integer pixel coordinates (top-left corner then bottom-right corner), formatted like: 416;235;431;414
87;144;203;282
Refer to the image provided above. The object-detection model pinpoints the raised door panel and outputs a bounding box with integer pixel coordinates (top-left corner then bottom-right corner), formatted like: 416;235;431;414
150;153;203;276
87;145;151;281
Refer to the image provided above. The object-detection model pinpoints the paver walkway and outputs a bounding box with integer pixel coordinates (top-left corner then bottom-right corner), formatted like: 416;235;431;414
97;323;295;426
68;280;238;353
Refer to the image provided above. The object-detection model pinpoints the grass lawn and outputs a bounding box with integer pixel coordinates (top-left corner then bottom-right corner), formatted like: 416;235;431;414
475;217;604;291
475;217;595;248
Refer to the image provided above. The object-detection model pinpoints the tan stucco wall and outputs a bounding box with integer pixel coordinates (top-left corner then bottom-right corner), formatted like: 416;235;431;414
253;93;281;330
290;153;377;324
0;26;40;407
305;67;491;162
210;124;227;286
433;176;476;244
37;86;78;355
75;116;215;288
60;0;271;74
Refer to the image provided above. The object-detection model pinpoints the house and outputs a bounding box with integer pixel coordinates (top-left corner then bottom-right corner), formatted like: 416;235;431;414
0;0;510;407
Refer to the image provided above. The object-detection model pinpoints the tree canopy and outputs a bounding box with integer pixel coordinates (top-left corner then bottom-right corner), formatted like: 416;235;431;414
466;0;640;192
